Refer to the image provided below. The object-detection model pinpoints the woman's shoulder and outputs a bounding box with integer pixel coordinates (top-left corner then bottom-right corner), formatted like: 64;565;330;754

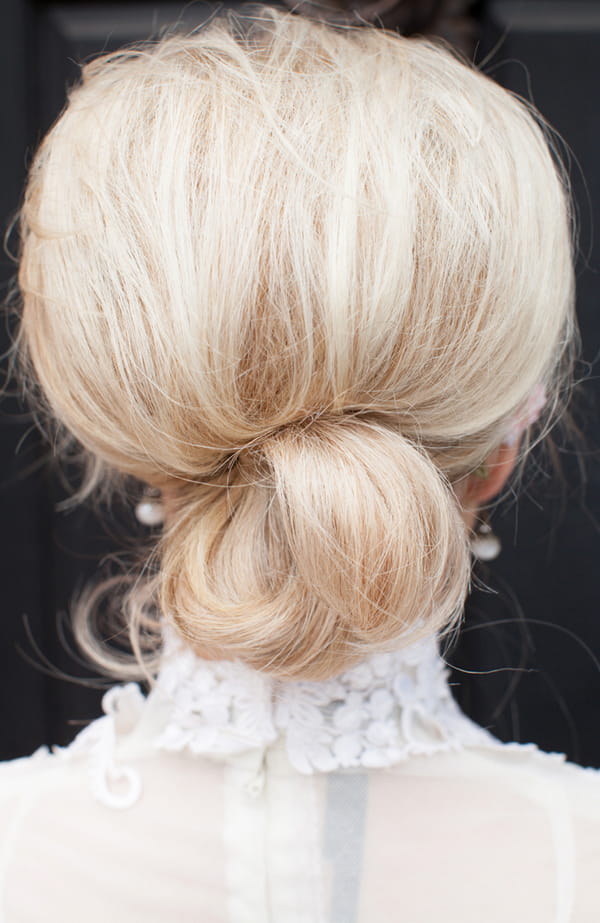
0;697;227;923
0;683;150;809
0;745;57;791
495;739;600;813
482;735;600;790
396;731;600;793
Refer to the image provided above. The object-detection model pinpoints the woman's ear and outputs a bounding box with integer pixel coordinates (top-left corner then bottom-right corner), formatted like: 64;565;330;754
463;440;521;509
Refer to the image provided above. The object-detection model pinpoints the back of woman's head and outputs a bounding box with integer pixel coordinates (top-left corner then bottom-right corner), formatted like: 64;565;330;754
18;6;575;680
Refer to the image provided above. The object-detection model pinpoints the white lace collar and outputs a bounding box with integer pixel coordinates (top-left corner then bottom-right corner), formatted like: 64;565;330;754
150;625;497;774
53;624;504;809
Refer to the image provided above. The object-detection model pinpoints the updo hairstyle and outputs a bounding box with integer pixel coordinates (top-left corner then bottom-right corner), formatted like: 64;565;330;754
17;7;575;680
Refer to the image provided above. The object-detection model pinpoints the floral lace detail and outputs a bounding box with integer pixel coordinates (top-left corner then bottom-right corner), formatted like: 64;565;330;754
153;626;497;774
153;635;277;755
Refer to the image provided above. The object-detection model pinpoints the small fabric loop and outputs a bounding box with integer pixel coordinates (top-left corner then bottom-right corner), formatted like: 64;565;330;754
55;684;144;809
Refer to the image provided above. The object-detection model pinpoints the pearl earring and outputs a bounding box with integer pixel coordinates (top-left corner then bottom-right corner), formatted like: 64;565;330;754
135;488;165;526
470;518;501;561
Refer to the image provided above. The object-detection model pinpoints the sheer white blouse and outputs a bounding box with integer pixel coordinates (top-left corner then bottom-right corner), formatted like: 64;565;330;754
1;625;599;922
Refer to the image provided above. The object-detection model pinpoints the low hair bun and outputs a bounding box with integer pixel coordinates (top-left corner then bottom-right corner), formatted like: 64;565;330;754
160;417;470;680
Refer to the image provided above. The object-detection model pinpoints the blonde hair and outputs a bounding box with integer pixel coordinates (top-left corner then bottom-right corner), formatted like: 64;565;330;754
18;7;575;680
